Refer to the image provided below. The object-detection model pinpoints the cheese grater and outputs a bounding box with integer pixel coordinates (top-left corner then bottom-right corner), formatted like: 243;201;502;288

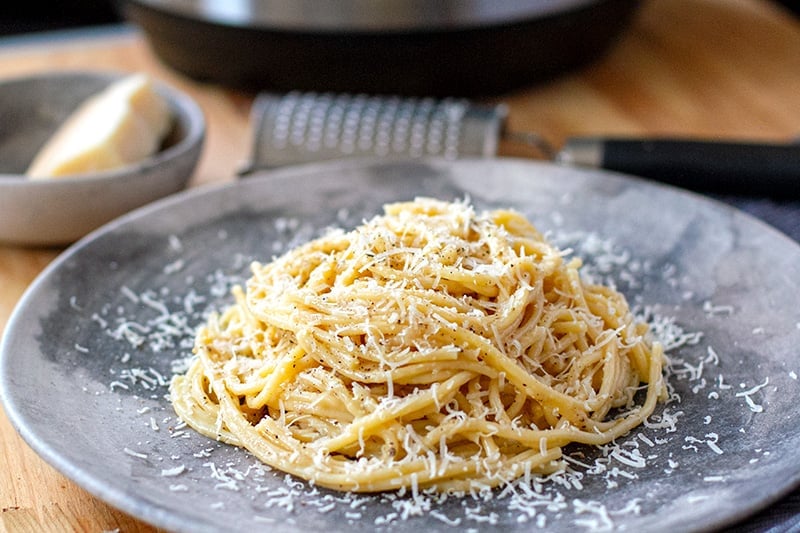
240;91;800;197
241;91;519;173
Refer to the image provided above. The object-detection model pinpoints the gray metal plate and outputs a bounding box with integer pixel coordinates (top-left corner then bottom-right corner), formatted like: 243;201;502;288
3;159;800;532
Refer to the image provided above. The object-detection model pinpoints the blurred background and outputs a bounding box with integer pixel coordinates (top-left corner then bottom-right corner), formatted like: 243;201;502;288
0;2;120;35
1;1;796;37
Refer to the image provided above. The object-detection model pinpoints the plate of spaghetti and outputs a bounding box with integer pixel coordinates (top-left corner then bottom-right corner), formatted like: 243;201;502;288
3;158;800;532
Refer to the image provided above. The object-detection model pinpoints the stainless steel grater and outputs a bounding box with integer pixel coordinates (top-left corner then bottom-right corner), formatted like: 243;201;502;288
241;91;510;173
240;91;800;197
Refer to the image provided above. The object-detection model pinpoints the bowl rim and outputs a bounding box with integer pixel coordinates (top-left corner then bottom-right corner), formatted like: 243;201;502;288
0;69;206;187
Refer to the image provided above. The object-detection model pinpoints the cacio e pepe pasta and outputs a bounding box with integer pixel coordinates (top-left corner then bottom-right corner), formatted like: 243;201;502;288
170;198;667;492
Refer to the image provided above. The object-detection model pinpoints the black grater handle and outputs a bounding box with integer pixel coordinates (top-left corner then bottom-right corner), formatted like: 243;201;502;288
557;137;800;197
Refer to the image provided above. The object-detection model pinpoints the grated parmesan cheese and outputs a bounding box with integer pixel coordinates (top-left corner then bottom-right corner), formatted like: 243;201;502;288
161;465;186;477
123;447;148;459
72;208;787;530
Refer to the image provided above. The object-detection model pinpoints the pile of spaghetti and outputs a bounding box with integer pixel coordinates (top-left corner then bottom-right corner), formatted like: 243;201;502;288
171;198;666;492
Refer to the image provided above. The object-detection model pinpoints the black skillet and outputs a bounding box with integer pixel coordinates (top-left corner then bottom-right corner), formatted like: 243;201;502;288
120;0;641;97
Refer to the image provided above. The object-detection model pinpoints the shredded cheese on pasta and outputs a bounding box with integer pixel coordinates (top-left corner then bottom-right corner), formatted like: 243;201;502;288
171;198;666;492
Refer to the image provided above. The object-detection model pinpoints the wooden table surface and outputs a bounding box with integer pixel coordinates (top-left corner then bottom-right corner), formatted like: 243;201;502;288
1;1;798;531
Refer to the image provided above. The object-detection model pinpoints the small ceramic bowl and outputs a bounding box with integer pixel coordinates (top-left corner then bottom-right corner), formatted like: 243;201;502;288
0;71;205;246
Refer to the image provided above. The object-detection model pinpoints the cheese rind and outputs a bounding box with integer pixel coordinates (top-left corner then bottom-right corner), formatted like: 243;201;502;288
26;74;172;179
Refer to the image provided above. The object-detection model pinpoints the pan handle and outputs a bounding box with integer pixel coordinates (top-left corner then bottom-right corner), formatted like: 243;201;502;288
557;137;800;196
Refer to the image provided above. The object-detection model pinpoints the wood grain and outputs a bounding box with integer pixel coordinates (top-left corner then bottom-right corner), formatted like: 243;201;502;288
1;1;799;531
501;0;800;152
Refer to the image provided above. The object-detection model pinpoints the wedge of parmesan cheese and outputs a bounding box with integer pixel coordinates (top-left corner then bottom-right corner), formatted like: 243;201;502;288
26;73;172;179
